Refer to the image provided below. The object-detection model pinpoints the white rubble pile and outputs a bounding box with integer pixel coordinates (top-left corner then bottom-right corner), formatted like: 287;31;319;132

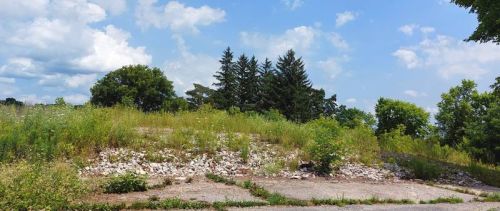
336;162;396;181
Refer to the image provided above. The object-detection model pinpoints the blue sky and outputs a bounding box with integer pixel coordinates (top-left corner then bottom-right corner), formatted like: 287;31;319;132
0;0;499;116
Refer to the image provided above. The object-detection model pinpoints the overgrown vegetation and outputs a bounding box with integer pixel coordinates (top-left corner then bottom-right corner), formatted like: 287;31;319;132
102;173;148;194
0;162;86;210
419;197;463;204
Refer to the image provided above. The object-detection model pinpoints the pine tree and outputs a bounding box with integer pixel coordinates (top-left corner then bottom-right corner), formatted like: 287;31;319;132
185;83;215;109
235;55;260;111
274;49;314;122
257;58;276;112
213;47;238;109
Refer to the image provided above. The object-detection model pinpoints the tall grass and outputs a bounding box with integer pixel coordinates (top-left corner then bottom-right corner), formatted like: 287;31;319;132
0;105;137;162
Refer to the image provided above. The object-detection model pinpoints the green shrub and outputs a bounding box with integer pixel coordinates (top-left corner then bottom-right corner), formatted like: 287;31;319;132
342;126;381;165
102;173;147;194
0;162;86;210
402;157;442;180
306;118;343;174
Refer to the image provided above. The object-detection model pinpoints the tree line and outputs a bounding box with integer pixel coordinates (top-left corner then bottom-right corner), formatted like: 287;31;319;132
2;47;498;164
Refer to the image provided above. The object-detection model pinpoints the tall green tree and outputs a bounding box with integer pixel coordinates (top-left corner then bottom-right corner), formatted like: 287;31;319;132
463;77;500;163
336;106;376;129
256;58;276;112
452;0;500;43
90;65;175;112
213;47;238;109
435;80;478;147
235;55;260;111
375;98;430;138
185;83;214;109
274;49;314;122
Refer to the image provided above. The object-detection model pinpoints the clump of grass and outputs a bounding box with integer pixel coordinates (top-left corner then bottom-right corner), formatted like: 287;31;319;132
158;198;211;209
102;173;147;194
212;201;269;209
0;161;87;210
311;196;415;207
241;180;307;206
262;160;285;175
400;157;443;180
480;192;500;202
65;203;126;210
419;196;463;204
205;173;236;185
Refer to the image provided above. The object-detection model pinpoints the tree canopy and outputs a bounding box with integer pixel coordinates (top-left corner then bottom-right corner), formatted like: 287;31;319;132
452;0;500;44
90;65;175;112
375;98;430;138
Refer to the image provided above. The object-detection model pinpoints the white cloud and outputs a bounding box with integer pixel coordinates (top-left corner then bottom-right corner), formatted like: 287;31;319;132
317;56;349;79
281;0;303;10
420;26;435;34
399;24;418;36
404;89;427;98
336;11;356;27
0;0;151;98
327;32;349;50
393;49;419;69
163;35;219;94
0;77;15;84
0;57;39;78
398;24;435;36
65;74;97;88
241;26;318;59
91;0;127;15
346;98;357;103
64;94;89;104
72;25;151;72
18;94;52;104
135;0;225;33
394;35;500;79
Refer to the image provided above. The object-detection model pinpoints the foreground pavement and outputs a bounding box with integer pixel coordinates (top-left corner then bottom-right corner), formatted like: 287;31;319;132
230;202;500;211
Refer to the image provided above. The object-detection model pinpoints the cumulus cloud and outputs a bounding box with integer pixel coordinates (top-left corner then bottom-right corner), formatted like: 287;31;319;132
281;0;303;10
336;11;356;27
163;36;219;94
0;0;151;100
327;32;349;50
72;25;151;72
393;49;419;69
317;56;349;79
135;0;225;33
394;34;500;79
241;26;318;59
64;94;89;104
90;0;127;15
398;24;435;36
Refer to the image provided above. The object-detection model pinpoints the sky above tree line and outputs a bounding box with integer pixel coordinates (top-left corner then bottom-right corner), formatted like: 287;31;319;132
0;0;499;116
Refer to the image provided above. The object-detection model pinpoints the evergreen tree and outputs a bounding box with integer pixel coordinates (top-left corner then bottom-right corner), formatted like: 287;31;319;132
235;54;249;110
309;88;326;120
257;58;276;112
274;49;314;122
213;47;238;109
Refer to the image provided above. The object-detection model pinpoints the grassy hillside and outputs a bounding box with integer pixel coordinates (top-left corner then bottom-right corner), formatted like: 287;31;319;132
0;104;498;209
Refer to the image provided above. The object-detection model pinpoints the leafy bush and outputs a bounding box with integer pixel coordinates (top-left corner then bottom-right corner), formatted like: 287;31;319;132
342;126;381;165
306;118;343;174
402;157;442;180
103;173;147;194
0;162;86;210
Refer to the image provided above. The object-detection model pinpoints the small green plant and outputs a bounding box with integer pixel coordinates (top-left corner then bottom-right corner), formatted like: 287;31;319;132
212;200;269;209
205;173;236;185
481;192;500;202
419;196;463;204
262;160;284;175
102;173;147;194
